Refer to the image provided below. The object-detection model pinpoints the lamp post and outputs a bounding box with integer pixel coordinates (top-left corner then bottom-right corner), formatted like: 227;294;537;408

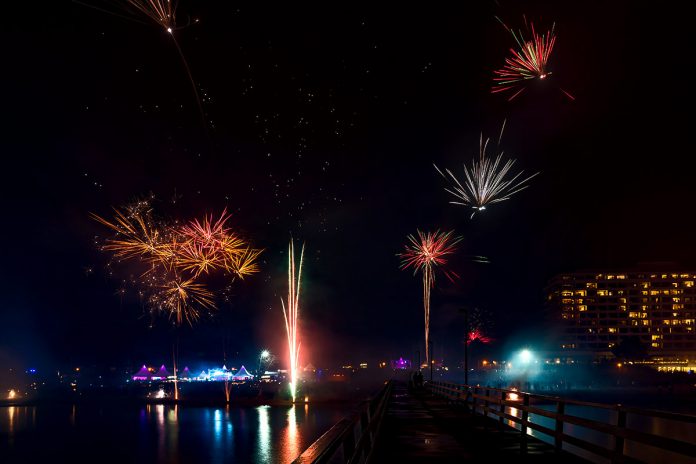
464;308;469;386
430;340;433;382
258;350;270;375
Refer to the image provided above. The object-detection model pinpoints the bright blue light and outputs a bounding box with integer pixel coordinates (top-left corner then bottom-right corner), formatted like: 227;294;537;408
28;368;36;374
519;349;533;364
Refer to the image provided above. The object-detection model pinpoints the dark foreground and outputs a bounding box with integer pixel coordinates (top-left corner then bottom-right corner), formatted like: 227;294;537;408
371;381;587;463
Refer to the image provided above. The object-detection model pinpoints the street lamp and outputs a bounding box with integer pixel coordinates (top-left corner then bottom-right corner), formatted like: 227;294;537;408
518;349;533;365
258;350;271;374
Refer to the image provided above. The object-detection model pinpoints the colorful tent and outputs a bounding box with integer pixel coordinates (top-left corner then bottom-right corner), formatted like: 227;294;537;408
153;364;170;379
132;365;151;381
233;365;253;380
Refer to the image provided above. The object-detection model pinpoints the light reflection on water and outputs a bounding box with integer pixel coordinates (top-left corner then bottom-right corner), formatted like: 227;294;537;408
1;403;345;463
257;405;271;463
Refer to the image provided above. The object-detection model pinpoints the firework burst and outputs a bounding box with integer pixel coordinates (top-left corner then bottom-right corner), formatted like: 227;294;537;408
434;122;539;218
467;328;492;345
92;202;262;327
399;230;461;363
281;239;304;402
150;277;215;326
492;16;574;101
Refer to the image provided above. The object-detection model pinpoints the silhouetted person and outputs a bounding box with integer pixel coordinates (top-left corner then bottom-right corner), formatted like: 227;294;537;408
414;370;424;389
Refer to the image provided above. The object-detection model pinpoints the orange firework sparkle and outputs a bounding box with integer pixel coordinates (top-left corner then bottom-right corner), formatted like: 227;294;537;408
92;202;262;326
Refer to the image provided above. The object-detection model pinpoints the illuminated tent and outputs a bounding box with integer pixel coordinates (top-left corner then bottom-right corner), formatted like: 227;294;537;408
153;365;170;379
179;367;191;379
132;365;151;381
233;365;253;380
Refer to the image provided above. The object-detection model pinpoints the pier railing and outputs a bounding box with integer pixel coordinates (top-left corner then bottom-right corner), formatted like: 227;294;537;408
427;380;696;463
292;380;393;464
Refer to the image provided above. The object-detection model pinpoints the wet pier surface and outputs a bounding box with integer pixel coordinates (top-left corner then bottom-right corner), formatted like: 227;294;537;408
371;381;587;463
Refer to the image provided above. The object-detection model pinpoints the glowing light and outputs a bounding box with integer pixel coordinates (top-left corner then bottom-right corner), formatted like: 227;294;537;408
155;389;166;399
281;239;304;402
435;122;538;218
399;230;461;362
8;389;17;400
519;349;533;364
508;391;520;401
260;350;270;359
304;395;309;403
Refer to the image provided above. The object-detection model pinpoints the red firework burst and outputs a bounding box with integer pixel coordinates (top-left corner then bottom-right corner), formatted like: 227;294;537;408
399;230;461;283
399;230;461;363
492;16;574;101
467;329;492;345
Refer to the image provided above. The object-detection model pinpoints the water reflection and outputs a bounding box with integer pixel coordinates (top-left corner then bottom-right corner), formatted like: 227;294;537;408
8;406;15;436
256;406;271;463
281;406;301;462
2;403;344;464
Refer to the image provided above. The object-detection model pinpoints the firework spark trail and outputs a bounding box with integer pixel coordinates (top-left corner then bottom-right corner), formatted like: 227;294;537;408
434;122;539;218
399;230;461;363
492;16;574;101
281;239;304;402
75;0;206;125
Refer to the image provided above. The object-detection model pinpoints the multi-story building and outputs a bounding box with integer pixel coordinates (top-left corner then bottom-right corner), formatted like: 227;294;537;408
547;269;696;370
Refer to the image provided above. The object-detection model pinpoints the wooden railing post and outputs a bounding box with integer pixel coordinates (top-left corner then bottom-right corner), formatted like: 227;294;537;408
613;409;626;463
499;390;505;429
555;401;565;452
520;393;530;454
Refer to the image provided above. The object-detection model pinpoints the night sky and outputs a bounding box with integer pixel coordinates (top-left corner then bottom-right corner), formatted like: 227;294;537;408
1;2;691;371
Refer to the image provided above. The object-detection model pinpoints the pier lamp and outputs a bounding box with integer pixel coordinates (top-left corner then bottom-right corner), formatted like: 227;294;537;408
518;349;533;365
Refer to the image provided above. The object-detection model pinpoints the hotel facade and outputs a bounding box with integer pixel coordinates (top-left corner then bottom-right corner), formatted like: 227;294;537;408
546;270;696;370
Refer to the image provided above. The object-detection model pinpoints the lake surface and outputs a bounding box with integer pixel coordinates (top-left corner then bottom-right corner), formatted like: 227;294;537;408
1;403;346;463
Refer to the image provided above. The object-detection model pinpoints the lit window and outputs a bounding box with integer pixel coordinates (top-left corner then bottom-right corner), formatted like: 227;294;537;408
578;305;587;312
685;281;694;288
587;282;597;289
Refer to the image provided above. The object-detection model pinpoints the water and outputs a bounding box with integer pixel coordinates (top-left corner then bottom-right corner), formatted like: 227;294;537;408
1;403;346;463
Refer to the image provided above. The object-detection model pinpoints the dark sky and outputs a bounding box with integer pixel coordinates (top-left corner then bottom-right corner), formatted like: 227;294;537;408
1;2;692;371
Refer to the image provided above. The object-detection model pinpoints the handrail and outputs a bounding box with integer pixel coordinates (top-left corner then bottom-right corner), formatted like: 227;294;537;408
426;380;696;463
293;380;393;464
